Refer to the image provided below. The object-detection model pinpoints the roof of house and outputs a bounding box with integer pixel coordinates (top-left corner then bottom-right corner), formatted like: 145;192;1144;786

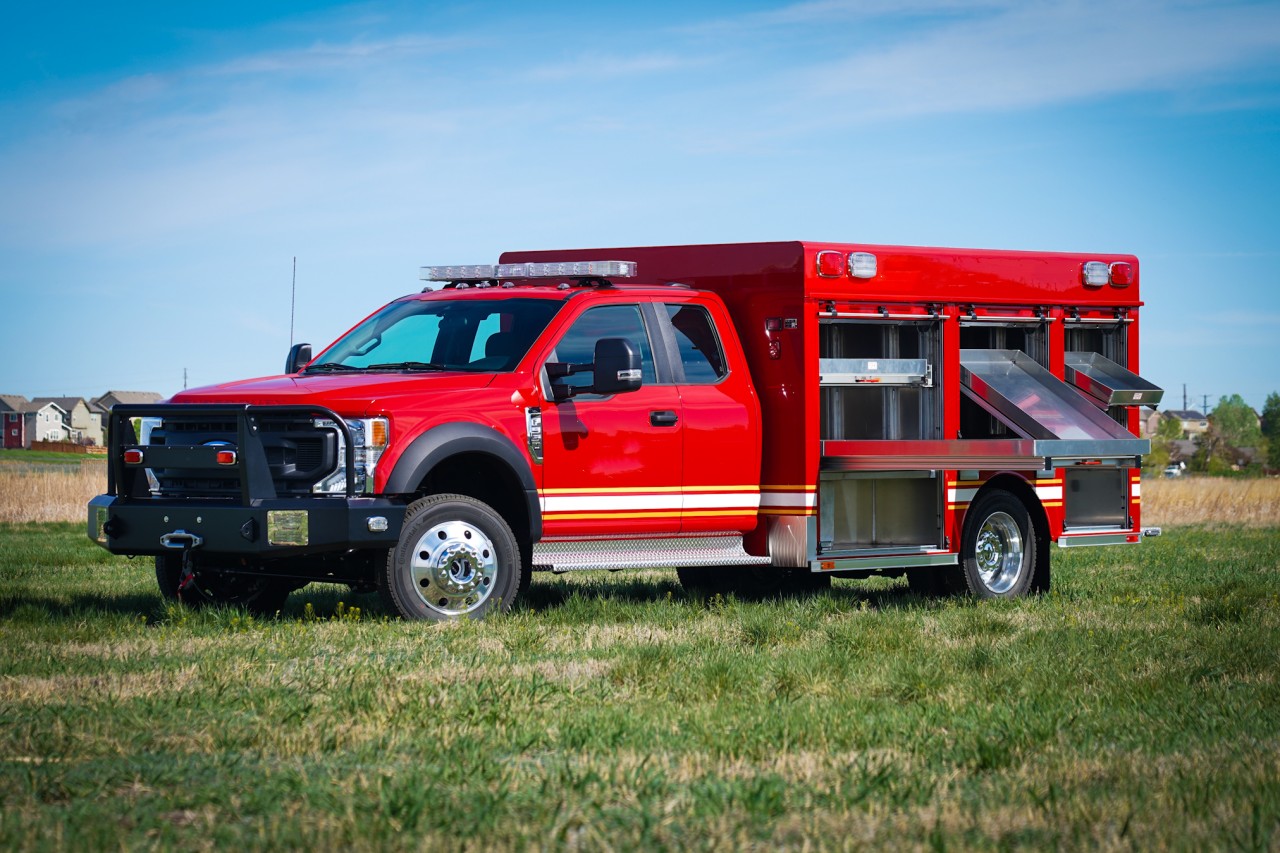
18;400;67;415
91;390;164;411
0;394;28;413
32;396;88;414
1163;410;1206;421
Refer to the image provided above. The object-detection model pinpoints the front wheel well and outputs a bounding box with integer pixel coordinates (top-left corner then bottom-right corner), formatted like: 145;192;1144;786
414;452;531;549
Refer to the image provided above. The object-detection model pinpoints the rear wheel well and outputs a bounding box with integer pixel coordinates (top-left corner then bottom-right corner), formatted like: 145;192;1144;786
969;473;1050;593
415;452;531;551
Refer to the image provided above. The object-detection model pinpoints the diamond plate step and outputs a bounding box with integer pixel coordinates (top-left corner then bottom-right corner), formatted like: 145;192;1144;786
533;535;772;572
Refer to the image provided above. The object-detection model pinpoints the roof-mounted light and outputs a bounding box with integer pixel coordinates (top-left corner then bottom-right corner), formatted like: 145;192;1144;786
495;260;637;279
1082;261;1109;287
848;252;877;279
420;264;496;282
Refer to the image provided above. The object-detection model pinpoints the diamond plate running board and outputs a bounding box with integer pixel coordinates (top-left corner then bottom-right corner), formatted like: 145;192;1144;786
533;535;772;572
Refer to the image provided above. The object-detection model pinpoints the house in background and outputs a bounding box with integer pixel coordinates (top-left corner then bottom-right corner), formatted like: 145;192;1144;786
32;396;104;446
1;390;162;450
0;395;28;449
1141;407;1162;438
1161;409;1209;438
0;396;69;448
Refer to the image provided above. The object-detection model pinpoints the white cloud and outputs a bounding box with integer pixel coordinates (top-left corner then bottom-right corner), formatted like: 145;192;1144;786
526;53;708;82
802;1;1280;116
204;34;469;77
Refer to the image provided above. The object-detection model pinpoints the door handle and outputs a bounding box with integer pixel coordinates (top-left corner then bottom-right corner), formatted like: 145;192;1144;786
650;410;679;427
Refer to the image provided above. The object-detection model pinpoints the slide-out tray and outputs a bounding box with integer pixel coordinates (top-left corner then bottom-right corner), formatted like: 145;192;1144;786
960;349;1143;443
1064;351;1164;408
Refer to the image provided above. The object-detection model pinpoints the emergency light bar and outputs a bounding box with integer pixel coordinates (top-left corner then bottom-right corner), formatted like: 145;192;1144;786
497;260;636;279
420;260;637;282
420;264;496;281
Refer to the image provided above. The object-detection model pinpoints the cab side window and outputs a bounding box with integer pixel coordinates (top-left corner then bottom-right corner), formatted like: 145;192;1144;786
550;305;657;393
665;304;727;383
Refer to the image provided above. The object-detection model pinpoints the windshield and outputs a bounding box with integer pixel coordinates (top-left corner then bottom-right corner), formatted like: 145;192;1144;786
308;296;565;373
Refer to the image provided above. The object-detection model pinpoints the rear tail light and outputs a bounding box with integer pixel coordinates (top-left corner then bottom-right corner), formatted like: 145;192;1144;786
216;450;237;465
1109;261;1134;286
816;251;844;278
123;449;144;464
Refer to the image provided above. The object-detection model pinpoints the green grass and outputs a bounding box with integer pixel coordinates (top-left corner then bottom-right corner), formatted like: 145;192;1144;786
0;449;100;466
1;523;1278;850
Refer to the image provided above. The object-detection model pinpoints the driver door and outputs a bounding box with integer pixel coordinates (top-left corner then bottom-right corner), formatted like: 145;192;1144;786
539;303;684;537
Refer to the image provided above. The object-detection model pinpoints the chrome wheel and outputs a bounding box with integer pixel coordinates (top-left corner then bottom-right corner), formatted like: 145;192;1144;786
409;519;498;616
974;511;1024;594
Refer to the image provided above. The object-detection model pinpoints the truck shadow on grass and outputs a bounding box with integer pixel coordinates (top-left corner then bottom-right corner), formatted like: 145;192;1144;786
0;576;936;626
0;591;173;624
518;574;930;615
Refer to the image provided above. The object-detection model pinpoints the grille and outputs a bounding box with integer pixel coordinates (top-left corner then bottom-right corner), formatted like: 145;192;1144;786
149;415;339;497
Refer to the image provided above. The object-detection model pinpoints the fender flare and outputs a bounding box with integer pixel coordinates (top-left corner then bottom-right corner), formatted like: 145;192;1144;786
383;422;541;541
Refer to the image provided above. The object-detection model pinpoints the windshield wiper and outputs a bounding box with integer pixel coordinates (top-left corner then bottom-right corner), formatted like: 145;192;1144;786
305;362;364;373
366;361;446;372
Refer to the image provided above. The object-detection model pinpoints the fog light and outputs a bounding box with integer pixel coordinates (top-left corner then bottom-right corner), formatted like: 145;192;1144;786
367;516;389;533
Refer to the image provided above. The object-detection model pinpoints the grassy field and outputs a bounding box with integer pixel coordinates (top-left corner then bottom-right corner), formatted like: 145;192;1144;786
2;520;1278;849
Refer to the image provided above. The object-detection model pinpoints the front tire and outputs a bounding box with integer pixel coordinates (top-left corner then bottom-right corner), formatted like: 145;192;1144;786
960;490;1038;598
380;494;523;620
155;553;293;615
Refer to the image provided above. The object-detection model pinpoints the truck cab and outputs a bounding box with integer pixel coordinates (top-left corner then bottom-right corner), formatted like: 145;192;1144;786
90;260;765;619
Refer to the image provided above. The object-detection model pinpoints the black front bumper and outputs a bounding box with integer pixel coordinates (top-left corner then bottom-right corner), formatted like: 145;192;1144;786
88;493;406;557
88;402;406;558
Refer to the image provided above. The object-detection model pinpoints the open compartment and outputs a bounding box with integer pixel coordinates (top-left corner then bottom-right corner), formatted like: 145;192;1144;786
819;471;942;551
819;321;941;441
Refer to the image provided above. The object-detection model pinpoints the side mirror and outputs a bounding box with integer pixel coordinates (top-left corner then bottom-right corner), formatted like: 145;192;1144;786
286;343;312;374
590;337;642;395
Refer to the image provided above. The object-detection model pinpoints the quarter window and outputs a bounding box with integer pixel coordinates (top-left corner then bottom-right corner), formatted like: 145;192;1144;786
665;304;727;383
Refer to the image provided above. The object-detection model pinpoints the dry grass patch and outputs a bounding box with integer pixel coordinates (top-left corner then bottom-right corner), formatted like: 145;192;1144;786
1143;476;1280;527
0;666;201;703
0;464;105;524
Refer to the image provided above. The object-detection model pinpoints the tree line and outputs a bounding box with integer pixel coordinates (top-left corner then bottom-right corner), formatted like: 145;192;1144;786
1146;392;1280;475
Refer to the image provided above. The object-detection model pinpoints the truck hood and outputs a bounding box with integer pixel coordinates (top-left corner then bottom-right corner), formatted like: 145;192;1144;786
169;371;502;416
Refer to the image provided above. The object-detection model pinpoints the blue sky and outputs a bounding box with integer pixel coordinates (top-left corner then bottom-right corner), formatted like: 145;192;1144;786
2;0;1279;412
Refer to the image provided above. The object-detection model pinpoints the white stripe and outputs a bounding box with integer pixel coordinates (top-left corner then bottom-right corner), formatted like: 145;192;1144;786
544;492;761;513
545;494;680;512
760;492;816;508
1131;483;1141;498
1035;486;1064;501
948;488;978;503
683;493;761;510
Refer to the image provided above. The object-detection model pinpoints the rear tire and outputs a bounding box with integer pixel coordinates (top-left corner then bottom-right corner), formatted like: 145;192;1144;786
960;490;1038;598
380;494;522;620
155;554;293;615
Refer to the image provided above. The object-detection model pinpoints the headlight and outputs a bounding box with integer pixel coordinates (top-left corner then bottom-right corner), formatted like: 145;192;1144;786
313;417;389;494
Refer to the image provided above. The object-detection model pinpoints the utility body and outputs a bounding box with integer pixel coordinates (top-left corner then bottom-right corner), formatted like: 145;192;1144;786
88;241;1161;618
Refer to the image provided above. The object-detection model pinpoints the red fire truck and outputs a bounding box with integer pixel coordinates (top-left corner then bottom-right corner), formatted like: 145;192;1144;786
88;241;1161;619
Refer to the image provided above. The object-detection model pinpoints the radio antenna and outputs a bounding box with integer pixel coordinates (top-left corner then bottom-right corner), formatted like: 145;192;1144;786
290;256;297;347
